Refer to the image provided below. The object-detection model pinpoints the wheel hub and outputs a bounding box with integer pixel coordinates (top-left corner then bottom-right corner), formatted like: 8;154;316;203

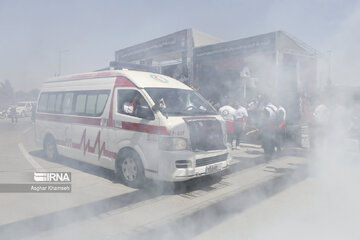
122;157;137;182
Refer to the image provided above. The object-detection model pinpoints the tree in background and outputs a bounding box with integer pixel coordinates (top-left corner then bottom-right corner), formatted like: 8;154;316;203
0;80;39;110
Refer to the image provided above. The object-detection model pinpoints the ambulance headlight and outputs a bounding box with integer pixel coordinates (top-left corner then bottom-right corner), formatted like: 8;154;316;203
159;137;188;151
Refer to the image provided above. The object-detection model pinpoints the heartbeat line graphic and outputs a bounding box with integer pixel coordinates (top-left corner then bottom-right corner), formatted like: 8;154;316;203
72;129;116;160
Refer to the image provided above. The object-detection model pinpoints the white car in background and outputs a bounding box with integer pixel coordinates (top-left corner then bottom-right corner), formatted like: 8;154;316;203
0;109;7;119
16;101;36;117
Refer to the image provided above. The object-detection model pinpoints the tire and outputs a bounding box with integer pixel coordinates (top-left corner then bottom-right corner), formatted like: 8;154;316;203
115;149;145;188
44;135;58;161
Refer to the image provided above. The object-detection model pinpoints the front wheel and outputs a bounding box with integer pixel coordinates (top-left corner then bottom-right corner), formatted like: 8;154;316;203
44;136;58;161
115;149;145;188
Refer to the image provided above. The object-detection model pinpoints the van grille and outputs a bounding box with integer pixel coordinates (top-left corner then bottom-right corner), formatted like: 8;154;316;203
196;153;228;167
186;119;226;151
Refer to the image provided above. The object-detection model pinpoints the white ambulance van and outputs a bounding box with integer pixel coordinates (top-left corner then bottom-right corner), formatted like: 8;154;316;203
35;69;230;187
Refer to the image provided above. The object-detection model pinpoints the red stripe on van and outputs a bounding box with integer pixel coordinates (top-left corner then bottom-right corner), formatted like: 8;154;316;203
114;76;136;87
121;121;169;135
37;113;168;135
36;113;101;126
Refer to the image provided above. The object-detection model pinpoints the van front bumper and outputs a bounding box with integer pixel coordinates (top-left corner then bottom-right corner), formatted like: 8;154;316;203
157;149;231;182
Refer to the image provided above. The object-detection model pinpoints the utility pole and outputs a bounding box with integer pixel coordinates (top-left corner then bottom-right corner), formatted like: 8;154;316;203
240;67;250;101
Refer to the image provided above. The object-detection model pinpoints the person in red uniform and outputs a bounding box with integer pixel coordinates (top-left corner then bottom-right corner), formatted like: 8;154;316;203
219;103;236;149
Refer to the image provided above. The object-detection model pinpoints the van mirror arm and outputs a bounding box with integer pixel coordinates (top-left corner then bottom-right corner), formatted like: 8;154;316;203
152;98;168;119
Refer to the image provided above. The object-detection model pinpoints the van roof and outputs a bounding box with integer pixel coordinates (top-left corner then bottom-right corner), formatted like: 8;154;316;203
47;69;192;90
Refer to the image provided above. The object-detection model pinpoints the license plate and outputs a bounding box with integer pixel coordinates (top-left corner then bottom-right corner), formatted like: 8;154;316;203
205;164;220;174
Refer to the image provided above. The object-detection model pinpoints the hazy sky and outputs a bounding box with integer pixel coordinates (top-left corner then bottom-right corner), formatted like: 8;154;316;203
0;0;359;91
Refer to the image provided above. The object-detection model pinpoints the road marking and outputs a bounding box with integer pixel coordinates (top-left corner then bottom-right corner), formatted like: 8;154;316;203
18;142;45;172
22;126;33;134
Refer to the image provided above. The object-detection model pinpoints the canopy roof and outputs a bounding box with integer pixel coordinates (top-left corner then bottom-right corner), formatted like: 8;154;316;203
194;31;319;62
115;29;223;63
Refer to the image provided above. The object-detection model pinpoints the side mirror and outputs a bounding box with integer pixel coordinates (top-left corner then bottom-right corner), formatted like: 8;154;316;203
152;98;166;112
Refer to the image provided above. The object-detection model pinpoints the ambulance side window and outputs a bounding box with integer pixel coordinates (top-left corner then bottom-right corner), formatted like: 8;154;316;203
96;93;109;115
75;94;87;115
63;92;74;114
85;94;97;115
55;93;63;113
38;93;49;112
47;94;57;112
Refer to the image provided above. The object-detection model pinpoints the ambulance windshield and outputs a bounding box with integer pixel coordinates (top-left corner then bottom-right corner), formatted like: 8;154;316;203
145;88;217;116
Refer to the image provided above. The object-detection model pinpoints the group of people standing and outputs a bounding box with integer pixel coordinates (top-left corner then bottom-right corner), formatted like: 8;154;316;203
216;92;357;160
218;95;287;160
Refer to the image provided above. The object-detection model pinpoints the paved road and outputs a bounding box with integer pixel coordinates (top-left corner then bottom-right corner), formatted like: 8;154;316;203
196;176;360;240
0;118;313;239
